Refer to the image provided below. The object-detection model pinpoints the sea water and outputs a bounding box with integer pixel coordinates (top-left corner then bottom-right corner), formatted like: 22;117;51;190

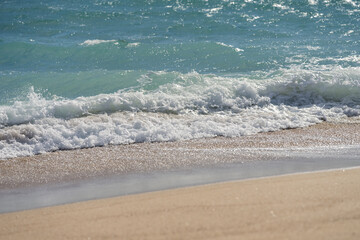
0;0;359;159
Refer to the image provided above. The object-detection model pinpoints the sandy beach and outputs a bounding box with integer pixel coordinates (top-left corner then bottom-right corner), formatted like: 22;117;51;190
1;167;360;239
1;119;360;238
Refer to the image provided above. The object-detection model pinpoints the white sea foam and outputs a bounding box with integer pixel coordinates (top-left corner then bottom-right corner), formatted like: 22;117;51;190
0;105;338;159
216;42;244;52
344;0;359;8
80;39;118;46
273;3;289;10
344;30;354;37
305;46;321;51
204;6;223;17
308;0;318;5
1;67;360;159
126;42;140;48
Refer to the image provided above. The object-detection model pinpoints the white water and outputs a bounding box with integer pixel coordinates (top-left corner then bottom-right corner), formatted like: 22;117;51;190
1;67;360;159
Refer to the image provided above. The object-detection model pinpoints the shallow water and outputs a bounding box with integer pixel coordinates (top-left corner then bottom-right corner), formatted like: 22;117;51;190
1;145;359;213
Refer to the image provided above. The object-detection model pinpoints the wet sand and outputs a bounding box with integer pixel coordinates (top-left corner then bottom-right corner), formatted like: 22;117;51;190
1;119;360;189
1;167;360;240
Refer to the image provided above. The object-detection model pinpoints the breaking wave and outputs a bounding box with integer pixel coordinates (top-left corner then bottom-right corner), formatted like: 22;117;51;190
1;67;359;159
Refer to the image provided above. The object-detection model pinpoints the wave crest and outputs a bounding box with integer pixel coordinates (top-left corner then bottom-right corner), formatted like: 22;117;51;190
1;67;360;128
1;67;360;159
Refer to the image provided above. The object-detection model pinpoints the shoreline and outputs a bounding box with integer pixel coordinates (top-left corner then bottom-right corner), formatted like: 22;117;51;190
0;119;360;213
1;119;360;189
1;167;360;239
2;156;359;214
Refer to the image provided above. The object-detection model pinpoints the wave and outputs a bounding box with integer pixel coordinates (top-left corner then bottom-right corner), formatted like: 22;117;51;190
1;67;359;128
1;67;359;159
0;106;327;159
265;66;360;106
1;0;360;159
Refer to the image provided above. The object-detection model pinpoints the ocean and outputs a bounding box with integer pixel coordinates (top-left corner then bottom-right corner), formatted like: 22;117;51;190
0;0;359;159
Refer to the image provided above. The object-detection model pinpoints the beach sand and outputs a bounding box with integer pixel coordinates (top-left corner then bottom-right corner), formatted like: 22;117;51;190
1;119;360;238
1;167;359;240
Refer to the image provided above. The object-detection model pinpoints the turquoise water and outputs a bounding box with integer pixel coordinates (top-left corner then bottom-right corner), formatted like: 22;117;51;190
0;0;359;158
